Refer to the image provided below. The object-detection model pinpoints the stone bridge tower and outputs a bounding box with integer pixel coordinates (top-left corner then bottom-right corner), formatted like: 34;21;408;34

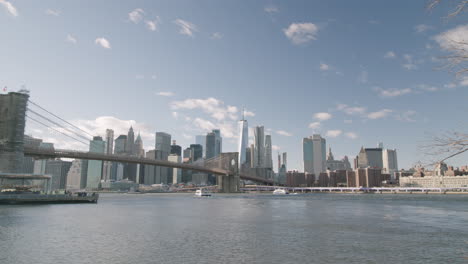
0;92;29;173
204;152;239;193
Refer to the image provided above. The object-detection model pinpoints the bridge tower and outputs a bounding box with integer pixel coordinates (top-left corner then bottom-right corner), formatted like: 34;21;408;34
0;92;29;173
204;152;240;193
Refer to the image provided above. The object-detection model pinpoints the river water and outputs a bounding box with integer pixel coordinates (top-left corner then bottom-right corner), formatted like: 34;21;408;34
0;193;467;264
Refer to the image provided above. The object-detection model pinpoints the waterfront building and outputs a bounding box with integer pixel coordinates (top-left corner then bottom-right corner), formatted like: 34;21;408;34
46;159;72;190
253;126;265;168
382;148;398;175
102;129;114;182
86;136;105;189
237;116;249;169
66;159;87;190
286;171;314;187
356;147;383;169
168;154;182;184
143;150;156;185
205;132;216;159
303;134;326;181
21;135;42;173
265;135;273;169
33;142;54;174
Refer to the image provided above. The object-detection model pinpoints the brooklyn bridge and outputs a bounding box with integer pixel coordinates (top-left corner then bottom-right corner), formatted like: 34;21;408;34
0;91;273;193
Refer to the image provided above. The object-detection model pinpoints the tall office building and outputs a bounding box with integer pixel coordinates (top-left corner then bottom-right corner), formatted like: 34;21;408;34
253;126;265;168
357;147;383;169
170;140;182;156
190;144;203;162
134;132;144;157
265;135;273;169
205;132;216;159
21;135;42;173
86;136;105;189
195;135;206;158
46;159;72;190
127;127;135;155
114;135;127;154
303;134;326;181
212;129;222;157
155;132;171;155
102;129;114;182
33;142;54;174
383;149;398;175
66;159;87;190
237;115;249;169
282;152;287;170
155;132;171;184
168;154;182;184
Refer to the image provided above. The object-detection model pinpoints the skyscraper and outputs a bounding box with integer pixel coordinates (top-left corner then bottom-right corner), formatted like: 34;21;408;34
303;134;326;181
155;132;171;155
253;126;265;168
189;144;203;162
383;149;398;175
155;132;171;184
46;159;72;190
170;140;182;156
114;135;127;154
102;129;114;181
134;132;144;157
282;152;287;170
237;114;249;169
195;135;206;158
205;132;216;159
212;129;222;157
265;135;273;169
127;126;135;155
86;136;105;189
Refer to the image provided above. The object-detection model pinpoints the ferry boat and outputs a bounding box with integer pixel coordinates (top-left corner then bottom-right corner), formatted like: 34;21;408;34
273;188;289;195
194;189;211;197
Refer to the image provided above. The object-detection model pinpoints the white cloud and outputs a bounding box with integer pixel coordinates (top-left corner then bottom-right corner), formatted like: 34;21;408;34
357;70;368;83
95;38;111;49
174;19;198;37
283;22;319;45
210;32;223;39
45;9;60;16
157;91;175;97
396;110;417;122
367;109;393;119
193;118;216;131
145;18;160;31
264;6;279;13
374;87;412;97
414;24;433;33
417;84;439;92
308;122;321;129
434;24;468;57
66;34;77;44
272;145;280;151
244;110;255;117
402;54;417;70
326;130;342;138
320;63;330;71
460;76;468;87
384;51;396;58
276;130;292;137
171;97;238;121
314;112;332;121
343;106;366;115
172;112;178;119
345;132;358;139
151;75;157;80
0;0;17;17
129;8;144;24
182;133;192;139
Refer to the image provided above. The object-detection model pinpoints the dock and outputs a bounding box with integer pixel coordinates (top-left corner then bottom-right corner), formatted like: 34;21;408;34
0;193;99;204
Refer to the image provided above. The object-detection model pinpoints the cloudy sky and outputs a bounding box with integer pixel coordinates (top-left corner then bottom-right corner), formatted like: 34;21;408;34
1;0;467;171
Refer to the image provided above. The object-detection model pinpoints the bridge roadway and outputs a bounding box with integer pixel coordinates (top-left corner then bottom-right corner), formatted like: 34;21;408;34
21;147;273;185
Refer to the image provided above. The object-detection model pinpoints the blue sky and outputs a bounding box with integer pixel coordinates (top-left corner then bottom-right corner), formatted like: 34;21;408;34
1;0;467;171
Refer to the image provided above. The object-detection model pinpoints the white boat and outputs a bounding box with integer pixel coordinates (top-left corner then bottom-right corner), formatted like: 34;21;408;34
273;189;289;195
194;189;211;197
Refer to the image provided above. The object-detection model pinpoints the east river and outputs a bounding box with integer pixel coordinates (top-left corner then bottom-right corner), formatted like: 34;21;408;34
0;193;467;264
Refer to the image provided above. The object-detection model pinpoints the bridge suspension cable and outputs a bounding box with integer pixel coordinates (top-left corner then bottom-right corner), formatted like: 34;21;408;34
25;114;89;146
27;99;95;138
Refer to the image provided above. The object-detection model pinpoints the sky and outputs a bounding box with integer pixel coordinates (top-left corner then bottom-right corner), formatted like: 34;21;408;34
1;0;467;172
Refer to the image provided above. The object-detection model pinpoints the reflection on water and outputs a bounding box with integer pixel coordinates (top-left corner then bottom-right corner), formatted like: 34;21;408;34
0;193;467;264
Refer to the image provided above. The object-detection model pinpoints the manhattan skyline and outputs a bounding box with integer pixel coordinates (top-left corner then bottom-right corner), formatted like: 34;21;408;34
1;0;467;171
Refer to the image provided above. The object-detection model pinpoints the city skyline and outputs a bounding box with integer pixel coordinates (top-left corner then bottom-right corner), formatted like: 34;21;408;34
1;0;467;171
